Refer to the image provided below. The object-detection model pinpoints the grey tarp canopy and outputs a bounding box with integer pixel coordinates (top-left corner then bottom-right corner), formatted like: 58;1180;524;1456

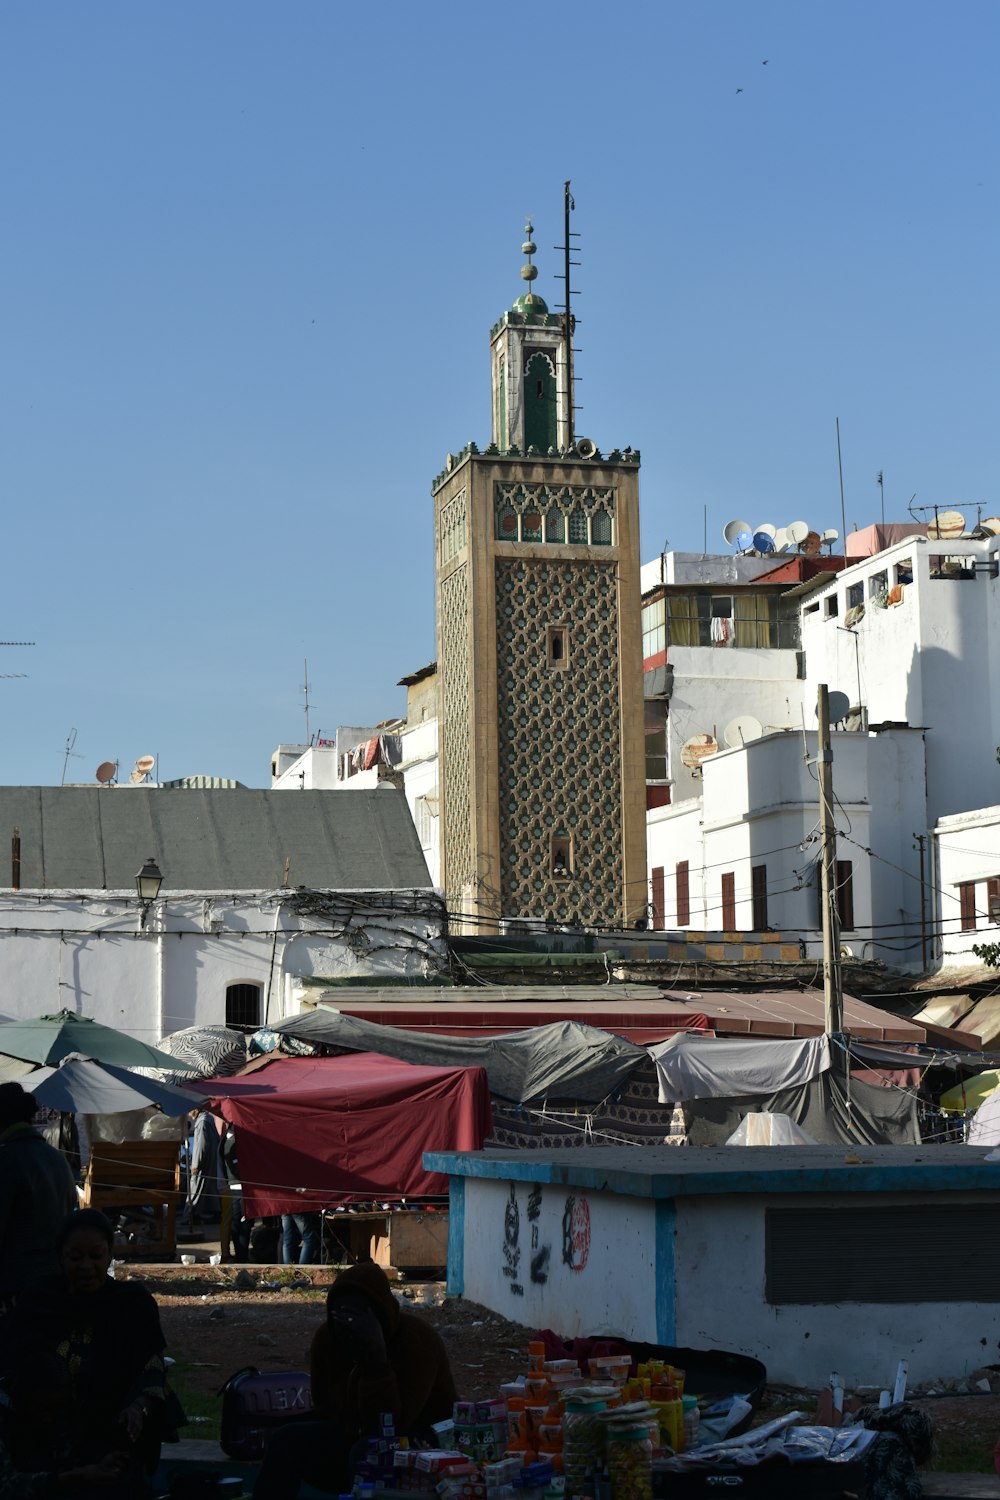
683;1070;920;1146
271;1007;648;1105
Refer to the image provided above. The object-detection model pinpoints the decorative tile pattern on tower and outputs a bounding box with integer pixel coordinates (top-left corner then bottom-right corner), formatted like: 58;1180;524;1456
440;489;467;566
495;557;624;925
441;563;472;913
494;482;615;547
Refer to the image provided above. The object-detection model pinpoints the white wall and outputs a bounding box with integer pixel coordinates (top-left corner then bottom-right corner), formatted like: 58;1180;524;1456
271;744;341;789
456;1177;660;1339
0;888;447;1040
454;1174;999;1387
647;729;927;965
800;536;1000;822
675;1191;996;1387
934;804;1000;970
666;647;802;803
400;718;440;888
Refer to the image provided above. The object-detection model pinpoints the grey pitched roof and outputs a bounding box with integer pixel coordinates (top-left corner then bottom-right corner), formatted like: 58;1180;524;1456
0;787;432;892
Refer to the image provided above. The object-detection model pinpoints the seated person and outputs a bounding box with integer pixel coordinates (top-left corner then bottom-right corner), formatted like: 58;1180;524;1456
254;1262;457;1500
0;1351;130;1497
0;1209;177;1498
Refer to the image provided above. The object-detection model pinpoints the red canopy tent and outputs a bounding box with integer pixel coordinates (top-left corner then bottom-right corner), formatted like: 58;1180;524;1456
195;1052;492;1215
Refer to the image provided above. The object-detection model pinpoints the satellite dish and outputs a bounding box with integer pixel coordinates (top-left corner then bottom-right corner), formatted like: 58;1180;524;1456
752;530;775;554
772;527;791;553
975;516;1000;537
816;691;852;724
928;508;966;539
723;518;752;546
822;528;839;545
680;732;719;770
724;715;764;748
95;761;117;784
756;523;777;539
136;755;155;775
735;528;754;551
787;520;809;544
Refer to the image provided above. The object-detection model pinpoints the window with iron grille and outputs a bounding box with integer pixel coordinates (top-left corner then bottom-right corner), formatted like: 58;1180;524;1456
226;983;262;1031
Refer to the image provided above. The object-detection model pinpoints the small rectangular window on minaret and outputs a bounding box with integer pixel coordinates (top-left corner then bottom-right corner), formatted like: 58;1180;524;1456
546;625;569;670
551;833;573;879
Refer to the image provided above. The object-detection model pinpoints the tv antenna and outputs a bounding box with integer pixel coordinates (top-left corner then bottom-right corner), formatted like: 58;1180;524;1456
61;728;84;786
0;640;34;680
554;180;581;448
302;658;312;744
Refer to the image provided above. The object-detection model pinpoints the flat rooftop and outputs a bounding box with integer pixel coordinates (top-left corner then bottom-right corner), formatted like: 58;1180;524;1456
423;1143;1000;1198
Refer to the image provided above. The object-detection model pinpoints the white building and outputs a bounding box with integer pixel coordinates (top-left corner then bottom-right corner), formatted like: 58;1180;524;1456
0;786;445;1039
643;520;1000;973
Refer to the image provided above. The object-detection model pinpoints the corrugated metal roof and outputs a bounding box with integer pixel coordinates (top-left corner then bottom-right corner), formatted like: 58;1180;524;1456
308;985;924;1043
0;787;432;892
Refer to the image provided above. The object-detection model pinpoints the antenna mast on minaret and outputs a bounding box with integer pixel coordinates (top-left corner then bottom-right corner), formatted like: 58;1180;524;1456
555;180;580;446
302;658;312;745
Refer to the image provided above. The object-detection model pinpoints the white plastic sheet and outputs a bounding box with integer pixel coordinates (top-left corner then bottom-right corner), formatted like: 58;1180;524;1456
650;1034;830;1103
725;1111;820;1145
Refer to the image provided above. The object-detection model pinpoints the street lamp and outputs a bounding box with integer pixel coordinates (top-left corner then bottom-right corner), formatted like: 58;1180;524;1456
136;857;164;926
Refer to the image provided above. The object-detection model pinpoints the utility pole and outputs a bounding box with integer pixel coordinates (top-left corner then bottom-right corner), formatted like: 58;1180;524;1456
817;684;844;1037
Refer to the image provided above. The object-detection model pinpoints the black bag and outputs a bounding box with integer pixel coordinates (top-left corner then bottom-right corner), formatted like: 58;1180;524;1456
218;1366;314;1459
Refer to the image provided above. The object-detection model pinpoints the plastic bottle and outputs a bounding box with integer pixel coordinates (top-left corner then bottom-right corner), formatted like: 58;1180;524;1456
562;1394;607;1496
507;1395;527;1450
606;1424;653;1500
657;1385;683;1453
681;1396;700;1451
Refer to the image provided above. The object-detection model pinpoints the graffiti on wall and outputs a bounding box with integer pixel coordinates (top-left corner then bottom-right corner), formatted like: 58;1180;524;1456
499;1184;590;1296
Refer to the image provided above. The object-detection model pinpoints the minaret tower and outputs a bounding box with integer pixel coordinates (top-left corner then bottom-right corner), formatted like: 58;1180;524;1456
433;212;646;934
490;222;572;454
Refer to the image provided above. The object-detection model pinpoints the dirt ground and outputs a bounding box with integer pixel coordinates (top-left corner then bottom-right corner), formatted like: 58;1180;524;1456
137;1268;1000;1475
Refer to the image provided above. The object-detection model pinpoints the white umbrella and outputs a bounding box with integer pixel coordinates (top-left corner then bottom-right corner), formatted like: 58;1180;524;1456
27;1054;200;1116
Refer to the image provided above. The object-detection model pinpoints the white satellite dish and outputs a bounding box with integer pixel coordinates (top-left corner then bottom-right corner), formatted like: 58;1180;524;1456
723;518;752;546
755;522;777;539
822;528;840;547
724;715;763;748
136;755;155;775
815;691;852;724
680;732;719;769
772;527;791;553
927;509;966;539
787;520;809;545
975;516;1000;537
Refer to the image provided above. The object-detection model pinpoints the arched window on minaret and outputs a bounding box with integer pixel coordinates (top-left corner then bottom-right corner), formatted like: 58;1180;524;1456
524;351;557;453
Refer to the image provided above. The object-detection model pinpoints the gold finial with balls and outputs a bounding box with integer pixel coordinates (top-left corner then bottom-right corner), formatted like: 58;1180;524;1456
520;219;538;284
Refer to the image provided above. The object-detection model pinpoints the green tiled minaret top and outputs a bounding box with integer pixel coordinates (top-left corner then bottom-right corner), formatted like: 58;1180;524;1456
514;218;548;314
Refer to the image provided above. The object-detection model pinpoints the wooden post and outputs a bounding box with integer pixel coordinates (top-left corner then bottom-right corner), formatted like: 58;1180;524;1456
818;685;843;1037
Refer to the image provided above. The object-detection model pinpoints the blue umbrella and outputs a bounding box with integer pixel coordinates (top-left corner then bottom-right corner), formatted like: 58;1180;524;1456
28;1055;201;1115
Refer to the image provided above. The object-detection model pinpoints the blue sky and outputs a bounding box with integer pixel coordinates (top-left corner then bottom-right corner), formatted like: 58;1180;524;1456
2;1;996;788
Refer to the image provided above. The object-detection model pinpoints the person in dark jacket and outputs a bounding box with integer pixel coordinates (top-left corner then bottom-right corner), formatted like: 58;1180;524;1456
253;1261;457;1499
0;1083;77;1309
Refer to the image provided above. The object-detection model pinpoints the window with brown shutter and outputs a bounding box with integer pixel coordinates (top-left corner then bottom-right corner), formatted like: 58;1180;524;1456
751;864;768;932
987;878;1000;926
676;861;690;927
836;859;855;931
721;872;736;931
651;867;665;929
959;881;978;932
